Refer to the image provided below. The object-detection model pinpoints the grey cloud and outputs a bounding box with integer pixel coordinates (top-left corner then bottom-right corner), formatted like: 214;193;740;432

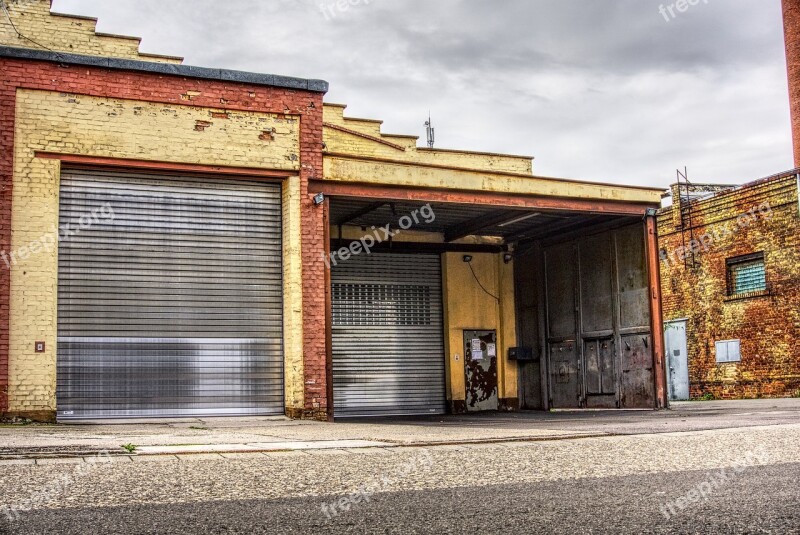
53;0;794;187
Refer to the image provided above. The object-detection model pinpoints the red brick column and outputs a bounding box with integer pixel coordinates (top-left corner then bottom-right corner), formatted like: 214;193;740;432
783;0;800;166
298;104;329;420
0;79;14;413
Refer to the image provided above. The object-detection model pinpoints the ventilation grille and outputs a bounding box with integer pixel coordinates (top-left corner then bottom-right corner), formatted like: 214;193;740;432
333;283;432;326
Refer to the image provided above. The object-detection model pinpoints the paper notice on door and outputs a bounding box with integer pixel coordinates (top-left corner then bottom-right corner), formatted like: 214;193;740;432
487;343;497;358
471;350;484;361
471;339;482;352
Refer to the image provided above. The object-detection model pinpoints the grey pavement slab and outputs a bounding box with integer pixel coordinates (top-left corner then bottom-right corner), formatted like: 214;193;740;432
1;399;799;459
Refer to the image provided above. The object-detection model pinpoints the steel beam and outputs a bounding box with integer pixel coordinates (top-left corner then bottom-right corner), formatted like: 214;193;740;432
334;201;387;226
330;240;503;254
444;210;527;242
310;180;657;217
645;215;669;410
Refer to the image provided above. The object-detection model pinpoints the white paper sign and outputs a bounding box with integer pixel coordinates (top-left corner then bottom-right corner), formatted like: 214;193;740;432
471;339;482;352
471;350;484;361
487;343;497;358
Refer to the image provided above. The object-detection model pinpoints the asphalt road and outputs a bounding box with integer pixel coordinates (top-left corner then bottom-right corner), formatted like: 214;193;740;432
3;461;798;534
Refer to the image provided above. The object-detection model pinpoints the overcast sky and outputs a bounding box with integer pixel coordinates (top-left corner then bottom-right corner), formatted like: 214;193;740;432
53;0;793;189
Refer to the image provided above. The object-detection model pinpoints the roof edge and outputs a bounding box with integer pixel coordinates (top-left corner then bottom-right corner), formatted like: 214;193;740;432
0;45;329;93
324;152;666;194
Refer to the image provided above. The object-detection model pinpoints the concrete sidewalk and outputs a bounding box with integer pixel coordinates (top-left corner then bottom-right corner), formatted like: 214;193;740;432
1;398;798;460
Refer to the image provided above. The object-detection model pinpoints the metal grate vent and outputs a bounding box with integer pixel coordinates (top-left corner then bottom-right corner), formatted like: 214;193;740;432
333;284;432;326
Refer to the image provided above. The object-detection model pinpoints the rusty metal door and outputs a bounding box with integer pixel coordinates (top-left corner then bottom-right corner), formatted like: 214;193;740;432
514;245;543;410
584;338;616;396
615;225;655;408
464;330;499;411
539;223;655;410
544;243;581;408
579;233;617;408
620;334;656;407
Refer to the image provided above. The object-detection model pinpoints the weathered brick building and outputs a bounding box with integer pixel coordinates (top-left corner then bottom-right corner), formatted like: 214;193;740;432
658;174;800;400
1;0;668;422
655;0;800;402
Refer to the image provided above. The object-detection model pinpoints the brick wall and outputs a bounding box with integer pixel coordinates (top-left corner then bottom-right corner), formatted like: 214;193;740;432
0;57;327;418
658;174;800;399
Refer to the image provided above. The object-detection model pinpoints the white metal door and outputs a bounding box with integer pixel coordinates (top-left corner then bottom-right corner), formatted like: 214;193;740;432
665;320;690;401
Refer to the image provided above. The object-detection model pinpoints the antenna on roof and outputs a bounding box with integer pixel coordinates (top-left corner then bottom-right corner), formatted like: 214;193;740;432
424;113;435;149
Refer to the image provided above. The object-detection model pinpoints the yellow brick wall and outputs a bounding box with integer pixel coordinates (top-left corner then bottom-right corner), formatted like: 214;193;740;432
323;104;535;174
658;175;800;399
282;176;305;411
8;89;303;412
0;0;183;63
323;104;664;204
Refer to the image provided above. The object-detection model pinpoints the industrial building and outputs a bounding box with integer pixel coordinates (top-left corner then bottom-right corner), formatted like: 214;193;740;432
0;0;666;422
655;0;800;401
658;174;800;400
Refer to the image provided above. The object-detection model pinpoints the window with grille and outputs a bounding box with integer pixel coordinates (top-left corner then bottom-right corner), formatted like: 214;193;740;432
332;284;432;326
726;253;767;296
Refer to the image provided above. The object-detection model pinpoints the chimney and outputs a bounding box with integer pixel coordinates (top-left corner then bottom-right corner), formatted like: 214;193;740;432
783;0;800;166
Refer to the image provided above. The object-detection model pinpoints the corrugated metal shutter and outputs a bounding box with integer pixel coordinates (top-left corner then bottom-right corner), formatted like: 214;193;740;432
56;169;284;420
332;253;446;418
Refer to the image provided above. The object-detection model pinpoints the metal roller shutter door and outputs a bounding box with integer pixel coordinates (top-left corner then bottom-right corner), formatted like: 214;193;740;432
56;169;284;420
332;253;446;417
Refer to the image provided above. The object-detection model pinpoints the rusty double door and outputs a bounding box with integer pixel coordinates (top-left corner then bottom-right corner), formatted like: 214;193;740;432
543;224;656;409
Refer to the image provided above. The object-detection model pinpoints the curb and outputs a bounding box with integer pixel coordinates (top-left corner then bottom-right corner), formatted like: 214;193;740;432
0;432;611;461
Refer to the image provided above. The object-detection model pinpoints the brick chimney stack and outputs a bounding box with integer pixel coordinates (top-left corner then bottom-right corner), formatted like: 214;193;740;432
783;0;800;166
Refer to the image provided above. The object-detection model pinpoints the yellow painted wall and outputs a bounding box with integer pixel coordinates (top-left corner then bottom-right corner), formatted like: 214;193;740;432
8;89;304;413
323;103;664;206
0;0;183;63
325;156;664;205
333;227;519;406
442;253;518;404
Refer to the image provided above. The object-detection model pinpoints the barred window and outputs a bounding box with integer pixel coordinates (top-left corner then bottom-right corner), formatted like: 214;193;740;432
726;253;767;296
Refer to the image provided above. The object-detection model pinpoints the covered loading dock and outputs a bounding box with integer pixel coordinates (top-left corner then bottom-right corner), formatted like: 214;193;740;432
315;103;667;418
321;190;666;417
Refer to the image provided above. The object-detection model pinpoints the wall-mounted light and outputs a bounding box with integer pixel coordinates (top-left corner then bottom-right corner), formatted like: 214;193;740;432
463;255;473;263
503;252;514;264
644;207;658;218
313;193;325;206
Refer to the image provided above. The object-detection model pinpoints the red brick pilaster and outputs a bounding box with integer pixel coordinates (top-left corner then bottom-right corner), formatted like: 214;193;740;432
0;79;13;413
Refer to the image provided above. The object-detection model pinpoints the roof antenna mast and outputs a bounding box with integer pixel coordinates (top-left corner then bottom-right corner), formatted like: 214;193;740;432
424;113;435;149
